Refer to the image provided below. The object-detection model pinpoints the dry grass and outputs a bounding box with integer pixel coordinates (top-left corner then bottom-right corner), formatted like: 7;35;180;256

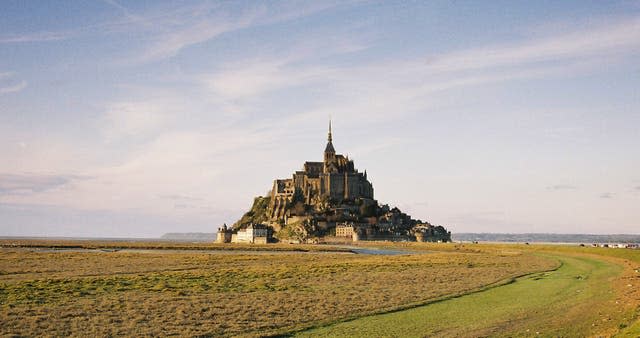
0;241;555;337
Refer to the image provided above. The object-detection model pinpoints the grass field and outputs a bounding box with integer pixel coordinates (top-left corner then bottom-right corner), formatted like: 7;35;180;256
295;253;635;337
0;241;554;337
0;240;638;337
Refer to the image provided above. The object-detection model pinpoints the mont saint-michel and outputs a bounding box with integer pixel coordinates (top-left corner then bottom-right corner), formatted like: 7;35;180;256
219;122;451;244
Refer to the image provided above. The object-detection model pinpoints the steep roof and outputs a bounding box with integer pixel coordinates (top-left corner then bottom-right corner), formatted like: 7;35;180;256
325;120;335;153
324;141;335;153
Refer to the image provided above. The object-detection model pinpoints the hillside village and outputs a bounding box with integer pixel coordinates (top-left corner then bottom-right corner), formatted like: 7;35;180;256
218;122;451;244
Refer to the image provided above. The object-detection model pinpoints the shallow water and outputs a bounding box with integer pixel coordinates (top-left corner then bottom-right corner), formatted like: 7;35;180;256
333;245;417;255
350;248;413;255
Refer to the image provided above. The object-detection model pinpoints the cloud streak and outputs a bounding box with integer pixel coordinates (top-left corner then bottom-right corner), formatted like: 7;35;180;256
547;184;578;191
204;60;335;101
0;173;91;195
0;1;354;64
0;31;71;44
102;99;176;138
112;1;351;63
424;17;640;73
198;13;640;130
0;80;27;94
0;72;27;94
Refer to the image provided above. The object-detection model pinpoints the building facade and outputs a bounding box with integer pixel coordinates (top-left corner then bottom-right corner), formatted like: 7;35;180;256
269;122;374;219
233;223;270;244
335;223;354;237
216;223;233;243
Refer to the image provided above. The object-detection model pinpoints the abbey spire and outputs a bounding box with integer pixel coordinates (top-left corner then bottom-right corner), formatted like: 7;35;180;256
324;119;335;155
323;119;338;174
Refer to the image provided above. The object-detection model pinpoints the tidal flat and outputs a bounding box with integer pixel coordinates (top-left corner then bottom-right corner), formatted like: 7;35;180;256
0;240;638;337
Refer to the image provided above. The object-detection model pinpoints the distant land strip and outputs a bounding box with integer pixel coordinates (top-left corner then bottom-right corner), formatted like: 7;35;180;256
166;232;640;244
453;233;640;244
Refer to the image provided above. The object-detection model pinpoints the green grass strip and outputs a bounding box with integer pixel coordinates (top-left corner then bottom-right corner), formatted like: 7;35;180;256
292;254;629;337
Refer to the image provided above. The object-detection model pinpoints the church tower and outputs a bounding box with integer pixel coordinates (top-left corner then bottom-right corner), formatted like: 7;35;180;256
324;120;337;173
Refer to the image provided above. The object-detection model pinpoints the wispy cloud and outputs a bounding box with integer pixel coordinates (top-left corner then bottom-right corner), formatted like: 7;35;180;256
102;99;177;138
110;1;351;63
599;192;614;199
0;72;27;94
310;15;640;119
103;0;152;28
424;17;640;73
0;80;27;94
3;1;350;63
158;193;205;209
0;173;91;195
158;194;203;202
547;184;578;191
196;14;640;130
135;19;248;62
0;31;71;44
204;60;333;100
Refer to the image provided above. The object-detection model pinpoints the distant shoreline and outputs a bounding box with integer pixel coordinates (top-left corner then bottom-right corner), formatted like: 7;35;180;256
452;233;640;244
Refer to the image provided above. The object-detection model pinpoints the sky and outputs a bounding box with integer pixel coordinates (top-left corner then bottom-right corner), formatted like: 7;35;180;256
1;1;639;237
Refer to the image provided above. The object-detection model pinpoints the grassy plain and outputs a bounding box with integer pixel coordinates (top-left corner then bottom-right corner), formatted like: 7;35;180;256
296;254;631;337
294;244;640;337
0;240;556;337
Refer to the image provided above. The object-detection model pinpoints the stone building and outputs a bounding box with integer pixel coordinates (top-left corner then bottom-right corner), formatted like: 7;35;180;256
232;223;270;244
269;121;374;219
335;223;354;237
216;223;233;243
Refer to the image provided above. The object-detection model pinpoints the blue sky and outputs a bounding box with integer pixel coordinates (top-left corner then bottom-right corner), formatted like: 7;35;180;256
1;1;639;237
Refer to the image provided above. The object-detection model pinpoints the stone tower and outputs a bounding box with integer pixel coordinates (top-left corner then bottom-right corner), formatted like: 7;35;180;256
323;120;337;174
268;120;375;219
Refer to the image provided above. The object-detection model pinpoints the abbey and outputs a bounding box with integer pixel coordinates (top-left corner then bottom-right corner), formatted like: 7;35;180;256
269;122;374;219
228;122;451;243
